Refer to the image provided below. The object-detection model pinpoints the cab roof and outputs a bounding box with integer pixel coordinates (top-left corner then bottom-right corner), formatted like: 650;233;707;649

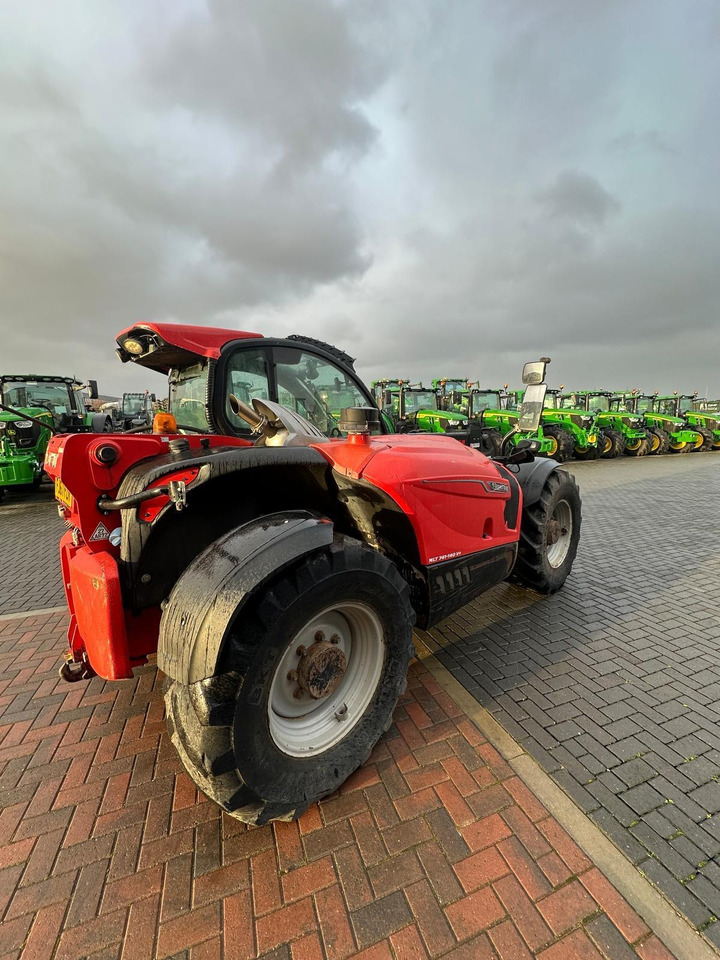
116;322;262;373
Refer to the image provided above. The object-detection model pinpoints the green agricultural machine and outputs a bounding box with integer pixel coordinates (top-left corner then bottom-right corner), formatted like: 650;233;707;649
654;394;719;451
372;380;468;433
540;390;601;461
433;378;471;414
447;386;558;457
562;390;652;458
0;374;106;503
616;392;702;454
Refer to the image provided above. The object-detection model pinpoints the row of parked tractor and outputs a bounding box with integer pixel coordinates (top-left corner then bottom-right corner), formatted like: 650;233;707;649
0;375;158;502
371;379;720;462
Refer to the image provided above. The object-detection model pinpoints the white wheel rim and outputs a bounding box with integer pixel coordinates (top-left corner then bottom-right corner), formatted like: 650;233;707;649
268;602;385;757
546;499;572;568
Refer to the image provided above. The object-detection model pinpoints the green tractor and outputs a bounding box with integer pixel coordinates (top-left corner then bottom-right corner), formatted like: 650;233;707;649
562;390;651;458
373;380;469;434
0;374;105;503
539;389;602;461
445;386;556;458
655;393;719;451
617;392;702;454
433;378;471;415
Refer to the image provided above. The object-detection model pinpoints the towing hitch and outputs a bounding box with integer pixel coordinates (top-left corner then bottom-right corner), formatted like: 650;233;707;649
59;655;96;682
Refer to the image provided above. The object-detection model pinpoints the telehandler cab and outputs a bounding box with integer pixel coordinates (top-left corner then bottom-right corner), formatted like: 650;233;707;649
45;324;581;824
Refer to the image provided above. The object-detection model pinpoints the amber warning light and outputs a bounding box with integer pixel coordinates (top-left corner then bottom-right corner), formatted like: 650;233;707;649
153;412;178;434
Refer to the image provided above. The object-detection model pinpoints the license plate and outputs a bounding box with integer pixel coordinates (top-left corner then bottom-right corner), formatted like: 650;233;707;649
54;478;74;509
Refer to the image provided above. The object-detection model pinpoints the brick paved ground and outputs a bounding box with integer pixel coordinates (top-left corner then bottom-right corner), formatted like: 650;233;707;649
0;484;65;615
0;611;678;960
422;453;720;942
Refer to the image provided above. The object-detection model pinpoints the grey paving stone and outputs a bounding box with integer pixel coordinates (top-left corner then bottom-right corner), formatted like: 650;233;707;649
424;455;720;932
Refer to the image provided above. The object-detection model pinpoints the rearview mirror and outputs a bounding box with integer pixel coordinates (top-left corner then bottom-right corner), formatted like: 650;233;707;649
383;390;393;407
521;358;550;385
518;383;547;432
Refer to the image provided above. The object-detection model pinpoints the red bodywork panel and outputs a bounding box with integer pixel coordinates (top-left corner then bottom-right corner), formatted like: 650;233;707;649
45;431;251;679
46;428;521;680
312;433;519;564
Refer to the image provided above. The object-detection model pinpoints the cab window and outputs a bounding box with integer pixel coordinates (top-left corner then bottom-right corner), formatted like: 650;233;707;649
224;348;271;434
273;348;369;436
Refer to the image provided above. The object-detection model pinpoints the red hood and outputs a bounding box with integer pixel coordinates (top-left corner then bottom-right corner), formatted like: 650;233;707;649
116;322;263;372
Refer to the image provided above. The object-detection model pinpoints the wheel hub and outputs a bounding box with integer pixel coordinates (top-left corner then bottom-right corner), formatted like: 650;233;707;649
297;640;347;700
547;518;562;545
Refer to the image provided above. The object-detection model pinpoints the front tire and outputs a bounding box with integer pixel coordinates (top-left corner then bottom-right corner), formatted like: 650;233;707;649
513;470;581;594
164;536;415;824
539;425;575;463
600;429;625;459
647;428;670;455
624;433;651;457
691;428;713;452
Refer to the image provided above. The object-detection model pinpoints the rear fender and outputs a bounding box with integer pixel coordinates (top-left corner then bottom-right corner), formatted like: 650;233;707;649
158;510;334;684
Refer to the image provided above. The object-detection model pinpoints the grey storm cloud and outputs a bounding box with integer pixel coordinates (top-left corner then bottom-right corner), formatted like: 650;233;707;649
1;0;719;396
537;172;620;226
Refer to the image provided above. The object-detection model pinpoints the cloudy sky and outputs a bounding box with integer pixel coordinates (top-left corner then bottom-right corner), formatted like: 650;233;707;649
2;0;719;397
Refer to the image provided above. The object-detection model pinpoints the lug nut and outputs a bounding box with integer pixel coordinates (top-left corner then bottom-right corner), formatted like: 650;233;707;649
287;669;298;682
292;687;304;700
314;631;325;643
330;634;340;644
296;645;306;656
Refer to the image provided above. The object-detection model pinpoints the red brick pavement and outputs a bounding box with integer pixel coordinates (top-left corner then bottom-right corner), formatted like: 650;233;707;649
0;611;678;960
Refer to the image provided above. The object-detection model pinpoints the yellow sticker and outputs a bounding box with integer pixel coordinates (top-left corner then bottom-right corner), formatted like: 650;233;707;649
54;477;74;509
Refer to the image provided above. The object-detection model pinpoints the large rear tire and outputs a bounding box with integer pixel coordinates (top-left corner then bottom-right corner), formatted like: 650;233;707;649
513;470;581;594
669;437;691;453
539;425;575;463
164;536;415;824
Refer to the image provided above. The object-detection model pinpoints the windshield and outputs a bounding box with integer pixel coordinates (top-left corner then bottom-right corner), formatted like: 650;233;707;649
442;380;467;394
678;397;693;414
123;394;146;416
543;393;561;409
588;395;610;412
636;397;652;414
403;391;436;414
656;399;677;416
169;362;210;430
1;380;73;414
471;391;500;411
560;396;580;409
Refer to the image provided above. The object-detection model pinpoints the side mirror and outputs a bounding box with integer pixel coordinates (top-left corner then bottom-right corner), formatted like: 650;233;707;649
87;379;99;400
521;359;549;385
383;390;393;407
518;383;547;432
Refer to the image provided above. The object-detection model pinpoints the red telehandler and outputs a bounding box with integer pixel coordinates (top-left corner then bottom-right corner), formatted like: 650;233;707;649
44;325;581;823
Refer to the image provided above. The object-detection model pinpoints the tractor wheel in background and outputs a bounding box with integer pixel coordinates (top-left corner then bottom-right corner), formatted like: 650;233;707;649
476;429;502;457
624;433;650;457
575;442;600;461
647;428;670;455
668;438;690;453
164;535;415;825
512;469;582;594
538;425;575;463
691;428;713;452
600;429;625;459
